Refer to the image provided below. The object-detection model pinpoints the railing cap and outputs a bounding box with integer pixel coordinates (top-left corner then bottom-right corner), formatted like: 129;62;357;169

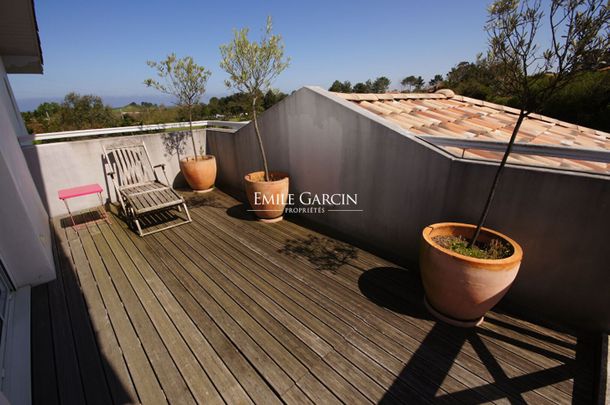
19;120;249;145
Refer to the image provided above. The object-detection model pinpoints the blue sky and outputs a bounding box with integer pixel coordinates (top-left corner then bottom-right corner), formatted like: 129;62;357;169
11;0;492;110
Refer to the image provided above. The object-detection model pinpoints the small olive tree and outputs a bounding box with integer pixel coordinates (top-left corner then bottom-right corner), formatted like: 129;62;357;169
219;16;290;181
470;0;609;246
144;54;211;159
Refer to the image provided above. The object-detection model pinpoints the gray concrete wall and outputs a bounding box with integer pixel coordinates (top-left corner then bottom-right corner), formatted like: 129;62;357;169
208;88;453;259
207;86;610;332
206;128;242;197
445;159;610;331
22;129;205;217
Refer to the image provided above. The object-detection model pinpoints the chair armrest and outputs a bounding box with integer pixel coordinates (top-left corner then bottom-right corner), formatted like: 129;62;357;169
105;163;115;177
153;163;170;184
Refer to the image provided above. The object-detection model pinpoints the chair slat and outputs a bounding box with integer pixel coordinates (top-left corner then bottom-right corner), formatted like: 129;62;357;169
109;150;125;186
128;148;143;184
117;149;131;186
122;148;137;185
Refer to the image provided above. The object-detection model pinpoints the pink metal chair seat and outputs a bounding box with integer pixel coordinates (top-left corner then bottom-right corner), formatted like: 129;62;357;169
57;183;109;227
58;184;103;200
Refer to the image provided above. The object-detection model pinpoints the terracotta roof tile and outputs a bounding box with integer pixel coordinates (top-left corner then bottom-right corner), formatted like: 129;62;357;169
386;115;416;129
375;93;395;100
374;101;404;114
415;111;444;126
335;89;610;174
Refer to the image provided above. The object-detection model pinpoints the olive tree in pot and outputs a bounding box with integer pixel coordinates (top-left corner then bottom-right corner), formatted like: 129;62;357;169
145;54;216;192
421;0;609;327
220;16;290;223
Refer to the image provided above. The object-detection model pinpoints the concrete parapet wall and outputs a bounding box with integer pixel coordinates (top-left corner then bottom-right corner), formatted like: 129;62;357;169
22;129;205;217
207;86;610;332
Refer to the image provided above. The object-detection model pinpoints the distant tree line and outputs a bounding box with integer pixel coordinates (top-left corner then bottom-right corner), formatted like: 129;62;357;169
327;55;610;131
22;58;609;133
329;77;391;93
22;89;288;134
329;74;442;94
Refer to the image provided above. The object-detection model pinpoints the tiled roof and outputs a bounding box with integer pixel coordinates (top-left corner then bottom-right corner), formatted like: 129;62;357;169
334;90;610;174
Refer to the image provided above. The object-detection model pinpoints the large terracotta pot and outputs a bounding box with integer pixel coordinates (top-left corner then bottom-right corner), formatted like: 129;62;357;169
180;155;216;192
420;222;523;327
244;171;289;223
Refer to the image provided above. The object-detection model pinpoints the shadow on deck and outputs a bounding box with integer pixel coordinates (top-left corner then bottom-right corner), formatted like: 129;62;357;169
32;190;598;404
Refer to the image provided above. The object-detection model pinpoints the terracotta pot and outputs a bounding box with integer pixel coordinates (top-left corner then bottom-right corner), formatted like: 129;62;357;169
420;222;523;327
179;155;216;192
244;171;289;223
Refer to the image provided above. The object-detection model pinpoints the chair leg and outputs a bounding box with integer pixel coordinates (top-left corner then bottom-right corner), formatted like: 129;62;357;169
118;196;128;219
97;192;110;224
63;199;76;227
134;217;144;237
183;203;192;222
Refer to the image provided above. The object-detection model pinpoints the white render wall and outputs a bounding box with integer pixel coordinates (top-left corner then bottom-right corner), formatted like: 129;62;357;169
0;56;55;287
21;129;206;217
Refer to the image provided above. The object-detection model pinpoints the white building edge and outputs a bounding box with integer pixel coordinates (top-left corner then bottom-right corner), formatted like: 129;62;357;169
0;0;56;403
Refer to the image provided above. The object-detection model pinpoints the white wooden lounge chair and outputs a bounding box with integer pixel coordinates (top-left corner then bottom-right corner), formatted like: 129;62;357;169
103;142;191;236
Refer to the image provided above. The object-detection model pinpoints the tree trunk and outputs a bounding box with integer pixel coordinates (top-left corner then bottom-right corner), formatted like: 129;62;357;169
252;96;270;182
188;107;197;160
469;110;527;248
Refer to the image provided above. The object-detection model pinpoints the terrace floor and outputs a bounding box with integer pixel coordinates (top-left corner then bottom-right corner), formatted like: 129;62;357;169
32;189;597;404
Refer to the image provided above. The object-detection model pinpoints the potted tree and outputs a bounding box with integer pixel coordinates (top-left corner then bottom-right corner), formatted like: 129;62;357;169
145;54;216;192
220;16;290;222
421;0;609;327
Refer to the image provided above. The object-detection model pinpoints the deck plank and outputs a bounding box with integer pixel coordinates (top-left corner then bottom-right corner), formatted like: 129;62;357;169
114;208;305;397
65;222;139;404
159;226;374;404
55;223;113;405
108;216;283;405
181;211;451;404
30;283;60;405
98;219;250;404
86;222;204;404
190;201;541;404
30;189;597;405
78;224;169;404
192;192;584;404
46;222;87;405
143;230;335;402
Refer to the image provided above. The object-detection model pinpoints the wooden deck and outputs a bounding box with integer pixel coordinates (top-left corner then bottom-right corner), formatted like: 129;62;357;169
32;190;597;404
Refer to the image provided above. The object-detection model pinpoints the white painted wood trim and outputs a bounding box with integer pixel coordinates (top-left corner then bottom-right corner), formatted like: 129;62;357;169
18;120;249;145
417;135;610;164
0;286;31;405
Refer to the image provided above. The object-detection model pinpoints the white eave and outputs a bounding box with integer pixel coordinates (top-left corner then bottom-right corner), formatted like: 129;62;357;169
0;0;43;74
